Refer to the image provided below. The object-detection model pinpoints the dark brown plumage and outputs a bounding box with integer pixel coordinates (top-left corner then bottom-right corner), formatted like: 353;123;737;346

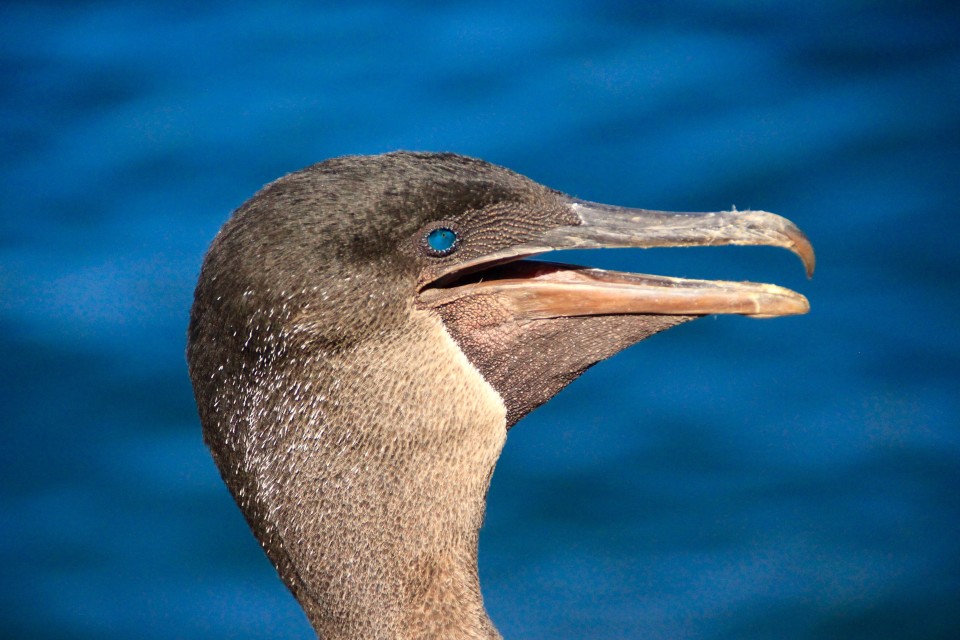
187;152;813;639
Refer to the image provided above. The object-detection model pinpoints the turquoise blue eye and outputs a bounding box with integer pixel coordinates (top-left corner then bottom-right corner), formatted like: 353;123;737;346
426;227;458;255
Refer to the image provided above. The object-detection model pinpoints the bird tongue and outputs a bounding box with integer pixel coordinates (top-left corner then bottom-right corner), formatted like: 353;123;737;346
418;259;809;319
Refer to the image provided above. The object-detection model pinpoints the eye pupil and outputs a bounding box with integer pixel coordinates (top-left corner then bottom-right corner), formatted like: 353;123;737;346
426;227;458;254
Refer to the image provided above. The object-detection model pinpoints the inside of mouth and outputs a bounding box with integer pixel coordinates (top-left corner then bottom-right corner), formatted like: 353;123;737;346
429;258;713;292
426;259;587;291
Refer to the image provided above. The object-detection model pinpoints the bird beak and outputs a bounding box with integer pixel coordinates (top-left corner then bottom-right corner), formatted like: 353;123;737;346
419;198;814;319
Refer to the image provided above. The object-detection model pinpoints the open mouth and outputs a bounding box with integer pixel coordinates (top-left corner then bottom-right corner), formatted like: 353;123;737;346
419;199;814;321
420;257;810;320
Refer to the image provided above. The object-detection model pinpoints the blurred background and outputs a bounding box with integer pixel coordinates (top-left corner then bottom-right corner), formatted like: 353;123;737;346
2;1;958;638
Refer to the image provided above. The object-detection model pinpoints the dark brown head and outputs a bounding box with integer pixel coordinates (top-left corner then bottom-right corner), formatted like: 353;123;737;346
186;151;813;638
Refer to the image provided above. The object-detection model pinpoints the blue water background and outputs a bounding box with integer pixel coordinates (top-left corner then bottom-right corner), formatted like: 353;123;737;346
2;2;958;638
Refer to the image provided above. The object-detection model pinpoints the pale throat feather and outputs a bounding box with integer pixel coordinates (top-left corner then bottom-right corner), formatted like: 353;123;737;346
243;304;508;639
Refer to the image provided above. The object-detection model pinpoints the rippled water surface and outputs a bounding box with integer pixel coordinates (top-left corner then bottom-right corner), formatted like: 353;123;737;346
2;2;958;638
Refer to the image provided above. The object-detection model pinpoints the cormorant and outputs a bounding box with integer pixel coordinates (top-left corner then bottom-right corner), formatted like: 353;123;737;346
187;152;813;639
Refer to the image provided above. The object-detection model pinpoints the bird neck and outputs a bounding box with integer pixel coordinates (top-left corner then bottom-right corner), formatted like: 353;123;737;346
289;439;504;640
227;310;508;639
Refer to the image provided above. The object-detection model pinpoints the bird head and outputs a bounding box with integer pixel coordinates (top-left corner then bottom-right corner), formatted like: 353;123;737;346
189;151;813;429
